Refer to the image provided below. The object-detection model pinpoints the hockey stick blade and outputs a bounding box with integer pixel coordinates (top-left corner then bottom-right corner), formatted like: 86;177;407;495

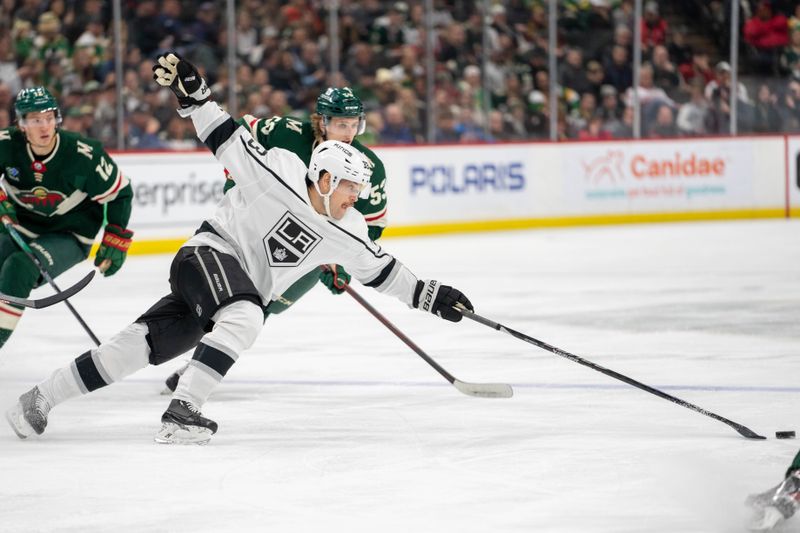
453;379;514;398
339;281;513;399
0;270;95;309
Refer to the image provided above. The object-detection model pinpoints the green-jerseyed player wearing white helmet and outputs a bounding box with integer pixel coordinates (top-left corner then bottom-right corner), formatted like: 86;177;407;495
163;87;388;392
0;87;134;350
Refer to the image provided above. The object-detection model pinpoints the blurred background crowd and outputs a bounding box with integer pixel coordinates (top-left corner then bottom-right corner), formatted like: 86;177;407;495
1;0;800;149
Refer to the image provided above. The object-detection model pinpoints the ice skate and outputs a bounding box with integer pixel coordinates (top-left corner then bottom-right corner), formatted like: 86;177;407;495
747;471;800;531
748;505;785;531
161;361;189;395
154;399;218;445
748;482;783;509
5;386;51;439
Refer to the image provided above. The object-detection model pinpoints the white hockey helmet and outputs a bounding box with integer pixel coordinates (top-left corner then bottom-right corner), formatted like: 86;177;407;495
308;140;371;200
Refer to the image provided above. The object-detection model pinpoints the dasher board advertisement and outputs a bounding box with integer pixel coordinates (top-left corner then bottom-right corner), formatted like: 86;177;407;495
114;151;224;238
560;138;760;213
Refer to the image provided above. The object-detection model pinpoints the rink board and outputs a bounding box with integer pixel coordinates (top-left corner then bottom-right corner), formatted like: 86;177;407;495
109;135;797;255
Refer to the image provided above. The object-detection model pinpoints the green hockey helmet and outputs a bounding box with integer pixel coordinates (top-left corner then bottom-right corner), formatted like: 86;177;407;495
15;86;62;125
315;87;366;135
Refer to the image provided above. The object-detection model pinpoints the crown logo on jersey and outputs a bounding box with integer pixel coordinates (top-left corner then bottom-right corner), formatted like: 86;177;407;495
273;247;288;261
31;161;46;183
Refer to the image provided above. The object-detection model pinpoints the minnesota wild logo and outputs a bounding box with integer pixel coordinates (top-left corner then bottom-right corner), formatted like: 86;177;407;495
16;186;66;215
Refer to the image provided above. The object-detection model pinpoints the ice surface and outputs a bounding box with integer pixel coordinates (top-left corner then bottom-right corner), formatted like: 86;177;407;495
1;219;799;532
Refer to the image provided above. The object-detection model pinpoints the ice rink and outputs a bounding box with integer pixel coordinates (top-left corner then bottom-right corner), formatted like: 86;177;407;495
1;219;799;532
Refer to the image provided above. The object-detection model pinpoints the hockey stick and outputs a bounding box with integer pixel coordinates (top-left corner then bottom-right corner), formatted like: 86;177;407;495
456;305;766;439
4;222;101;345
0;270;95;309
342;283;513;398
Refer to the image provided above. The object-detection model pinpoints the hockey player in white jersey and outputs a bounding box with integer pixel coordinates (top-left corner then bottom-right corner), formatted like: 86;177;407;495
5;53;474;445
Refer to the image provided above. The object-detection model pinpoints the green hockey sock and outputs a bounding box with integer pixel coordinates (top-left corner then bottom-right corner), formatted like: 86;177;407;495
786;450;800;477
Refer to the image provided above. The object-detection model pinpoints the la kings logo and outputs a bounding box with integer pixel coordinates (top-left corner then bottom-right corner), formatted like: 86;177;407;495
264;212;321;267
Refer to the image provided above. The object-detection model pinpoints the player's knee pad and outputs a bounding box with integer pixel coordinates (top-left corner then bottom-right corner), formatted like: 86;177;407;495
0;252;40;295
142;314;206;366
204;299;263;355
91;322;150;382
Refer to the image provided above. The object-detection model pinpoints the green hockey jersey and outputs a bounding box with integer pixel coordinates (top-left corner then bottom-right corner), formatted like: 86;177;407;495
0;127;133;245
234;115;388;240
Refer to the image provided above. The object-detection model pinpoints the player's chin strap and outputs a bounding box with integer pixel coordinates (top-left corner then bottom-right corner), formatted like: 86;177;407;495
313;182;335;218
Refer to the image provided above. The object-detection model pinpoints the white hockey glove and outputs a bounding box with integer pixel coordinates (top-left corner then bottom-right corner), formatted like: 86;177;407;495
413;279;473;322
152;53;210;114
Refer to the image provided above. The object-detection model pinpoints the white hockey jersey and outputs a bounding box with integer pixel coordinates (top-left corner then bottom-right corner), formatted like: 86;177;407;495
183;102;419;307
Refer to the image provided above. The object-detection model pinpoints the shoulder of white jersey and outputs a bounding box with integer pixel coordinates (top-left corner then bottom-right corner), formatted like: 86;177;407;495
265;146;311;192
335;206;371;241
267;145;307;170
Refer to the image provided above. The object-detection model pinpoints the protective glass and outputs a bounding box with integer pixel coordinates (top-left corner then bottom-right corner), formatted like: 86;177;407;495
22;114;58;127
324;116;366;137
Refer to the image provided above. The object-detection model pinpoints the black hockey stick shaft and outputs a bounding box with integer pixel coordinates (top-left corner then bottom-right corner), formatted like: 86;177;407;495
458;307;766;439
344;284;457;384
340;281;511;398
5;223;101;346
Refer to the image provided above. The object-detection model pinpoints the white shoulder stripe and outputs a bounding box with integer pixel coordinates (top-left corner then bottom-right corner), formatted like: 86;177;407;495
92;170;130;203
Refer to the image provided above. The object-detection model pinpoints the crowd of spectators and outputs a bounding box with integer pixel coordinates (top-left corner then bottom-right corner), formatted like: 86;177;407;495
1;0;800;149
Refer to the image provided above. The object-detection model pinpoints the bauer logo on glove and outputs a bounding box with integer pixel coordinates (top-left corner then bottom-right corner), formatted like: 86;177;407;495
94;224;133;277
153;53;210;110
413;279;473;322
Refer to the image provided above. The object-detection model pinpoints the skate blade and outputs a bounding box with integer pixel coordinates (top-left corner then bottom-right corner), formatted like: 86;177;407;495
154;422;213;445
747;484;781;509
748;505;784;531
5;406;33;440
747;493;771;510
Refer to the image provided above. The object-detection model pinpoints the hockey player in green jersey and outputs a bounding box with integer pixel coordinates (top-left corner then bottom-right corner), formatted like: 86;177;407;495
746;450;800;530
227;88;388;242
163;87;388;392
0;87;134;349
229;88;387;299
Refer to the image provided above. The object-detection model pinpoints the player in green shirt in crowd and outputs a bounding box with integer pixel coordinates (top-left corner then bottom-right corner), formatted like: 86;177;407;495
0;87;134;350
163;86;388;392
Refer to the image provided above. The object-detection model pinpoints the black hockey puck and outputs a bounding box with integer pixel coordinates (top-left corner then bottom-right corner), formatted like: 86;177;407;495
776;431;796;439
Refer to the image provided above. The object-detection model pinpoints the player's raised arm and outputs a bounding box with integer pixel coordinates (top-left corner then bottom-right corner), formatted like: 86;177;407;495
153;53;270;192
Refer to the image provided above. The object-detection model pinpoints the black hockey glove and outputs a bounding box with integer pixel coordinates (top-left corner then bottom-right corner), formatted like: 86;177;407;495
152;52;210;110
413;279;473;322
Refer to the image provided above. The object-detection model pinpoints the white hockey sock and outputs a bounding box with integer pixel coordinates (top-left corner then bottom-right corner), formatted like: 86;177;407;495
37;365;83;407
171;300;263;408
36;323;151;408
172;362;220;407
